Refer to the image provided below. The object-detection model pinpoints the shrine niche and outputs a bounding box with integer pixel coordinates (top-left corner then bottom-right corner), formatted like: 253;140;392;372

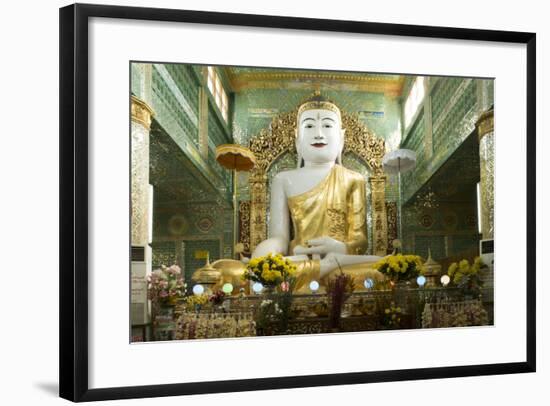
247;104;388;256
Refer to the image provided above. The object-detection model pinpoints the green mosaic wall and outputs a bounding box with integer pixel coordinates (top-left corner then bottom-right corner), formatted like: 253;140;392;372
153;209;225;239
131;64;143;98
208;106;232;185
402;200;479;262
401;109;426;171
151;64;200;150
151;241;178;269
432;79;477;155
431;77;463;124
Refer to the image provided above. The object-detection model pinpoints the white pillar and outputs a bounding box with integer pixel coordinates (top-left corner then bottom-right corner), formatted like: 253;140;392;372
131;95;154;246
131;95;155;328
476;109;494;240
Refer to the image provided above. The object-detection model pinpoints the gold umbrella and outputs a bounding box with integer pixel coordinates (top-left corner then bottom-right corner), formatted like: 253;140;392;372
215;144;256;258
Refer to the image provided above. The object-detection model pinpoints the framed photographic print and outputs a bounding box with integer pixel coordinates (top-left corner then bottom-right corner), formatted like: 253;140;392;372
59;3;536;402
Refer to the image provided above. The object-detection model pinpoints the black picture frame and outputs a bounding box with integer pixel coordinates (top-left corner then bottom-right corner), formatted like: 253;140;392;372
59;3;536;402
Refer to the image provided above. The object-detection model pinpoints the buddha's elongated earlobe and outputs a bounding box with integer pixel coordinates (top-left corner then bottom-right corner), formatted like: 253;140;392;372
296;145;304;168
295;128;303;168
336;128;345;164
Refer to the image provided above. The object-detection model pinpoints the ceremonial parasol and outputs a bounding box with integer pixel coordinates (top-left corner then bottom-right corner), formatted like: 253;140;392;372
215;144;256;258
382;148;417;242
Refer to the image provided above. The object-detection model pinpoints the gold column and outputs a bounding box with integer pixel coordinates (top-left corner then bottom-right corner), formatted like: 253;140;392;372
477;109;494;239
249;171;268;251
131;95;155;246
369;175;388;256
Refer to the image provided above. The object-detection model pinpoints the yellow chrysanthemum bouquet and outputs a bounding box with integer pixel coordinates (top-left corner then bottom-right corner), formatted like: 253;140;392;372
374;254;424;283
447;257;484;294
242;253;297;288
183;293;208;311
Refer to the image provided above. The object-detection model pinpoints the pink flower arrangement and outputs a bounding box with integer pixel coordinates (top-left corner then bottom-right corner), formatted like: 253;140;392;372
147;264;186;305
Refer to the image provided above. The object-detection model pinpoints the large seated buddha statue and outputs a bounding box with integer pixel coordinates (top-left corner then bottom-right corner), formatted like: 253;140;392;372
194;95;384;293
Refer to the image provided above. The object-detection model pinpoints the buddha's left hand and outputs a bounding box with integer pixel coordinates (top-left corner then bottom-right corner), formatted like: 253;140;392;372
293;236;347;256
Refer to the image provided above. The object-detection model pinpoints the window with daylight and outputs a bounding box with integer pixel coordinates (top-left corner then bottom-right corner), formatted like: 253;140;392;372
207;66;229;122
403;76;425;128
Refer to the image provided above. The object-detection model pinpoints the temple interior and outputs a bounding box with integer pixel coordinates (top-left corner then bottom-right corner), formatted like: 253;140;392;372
130;63;494;342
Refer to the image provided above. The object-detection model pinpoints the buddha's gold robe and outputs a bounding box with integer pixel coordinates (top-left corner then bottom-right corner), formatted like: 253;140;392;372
288;164;368;256
286;165;381;292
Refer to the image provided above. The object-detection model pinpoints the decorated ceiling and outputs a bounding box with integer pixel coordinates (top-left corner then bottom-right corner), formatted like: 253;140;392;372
224;67;405;95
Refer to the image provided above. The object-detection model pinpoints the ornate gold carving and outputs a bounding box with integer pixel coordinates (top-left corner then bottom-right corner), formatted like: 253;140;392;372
369;176;388;256
477;109;494;142
249;112;297;173
342;114;386;176
131;95;154;130
247;101;387;251
386;202;398;250
249;173;268;249
239;201;251;252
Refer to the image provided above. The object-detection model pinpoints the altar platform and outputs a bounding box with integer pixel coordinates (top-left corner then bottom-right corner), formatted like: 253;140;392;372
149;286;494;341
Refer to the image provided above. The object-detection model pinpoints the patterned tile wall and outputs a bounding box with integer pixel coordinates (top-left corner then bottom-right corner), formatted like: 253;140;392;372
402;200;478;261
151;241;177;269
151;64;200;150
208;107;232;185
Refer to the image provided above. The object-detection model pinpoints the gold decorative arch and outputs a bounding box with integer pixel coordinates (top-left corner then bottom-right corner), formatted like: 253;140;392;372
247;108;388;256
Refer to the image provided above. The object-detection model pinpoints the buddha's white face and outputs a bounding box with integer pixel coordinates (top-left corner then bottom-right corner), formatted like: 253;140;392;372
296;109;344;165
